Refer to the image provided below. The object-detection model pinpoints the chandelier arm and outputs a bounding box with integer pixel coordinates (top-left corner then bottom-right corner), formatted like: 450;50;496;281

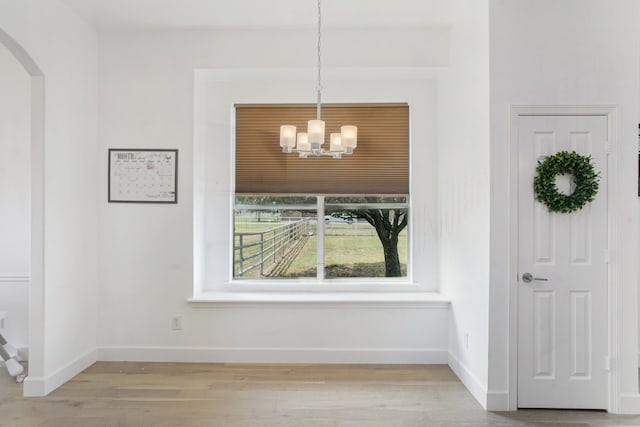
292;148;353;157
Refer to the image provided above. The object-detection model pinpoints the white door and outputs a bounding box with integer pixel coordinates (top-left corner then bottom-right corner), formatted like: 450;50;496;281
517;115;608;409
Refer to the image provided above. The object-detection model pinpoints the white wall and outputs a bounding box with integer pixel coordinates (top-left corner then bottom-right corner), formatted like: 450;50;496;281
97;28;450;363
437;0;491;409
0;42;30;349
0;42;30;279
0;0;99;395
489;0;640;412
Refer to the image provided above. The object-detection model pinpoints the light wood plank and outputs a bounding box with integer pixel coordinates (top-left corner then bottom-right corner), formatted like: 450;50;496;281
1;362;639;426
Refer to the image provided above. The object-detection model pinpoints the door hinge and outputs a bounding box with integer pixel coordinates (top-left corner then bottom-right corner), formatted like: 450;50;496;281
604;356;612;371
605;140;613;155
604;249;611;264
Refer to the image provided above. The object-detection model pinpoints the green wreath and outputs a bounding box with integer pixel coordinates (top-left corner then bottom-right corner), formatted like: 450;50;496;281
533;150;599;213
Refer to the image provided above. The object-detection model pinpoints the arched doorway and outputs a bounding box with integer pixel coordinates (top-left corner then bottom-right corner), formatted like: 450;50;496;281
0;27;45;395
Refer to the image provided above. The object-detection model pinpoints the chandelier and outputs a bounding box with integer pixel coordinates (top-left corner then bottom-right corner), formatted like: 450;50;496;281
279;0;357;159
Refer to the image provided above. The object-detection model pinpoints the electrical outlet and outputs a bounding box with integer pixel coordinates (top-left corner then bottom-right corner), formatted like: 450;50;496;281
171;315;182;331
464;331;469;349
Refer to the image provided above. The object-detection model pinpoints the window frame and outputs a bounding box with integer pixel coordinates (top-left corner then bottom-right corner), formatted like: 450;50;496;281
231;195;411;285
192;68;440;297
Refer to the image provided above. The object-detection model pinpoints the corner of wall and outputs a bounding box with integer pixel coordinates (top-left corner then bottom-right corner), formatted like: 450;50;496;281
447;351;488;410
23;348;96;397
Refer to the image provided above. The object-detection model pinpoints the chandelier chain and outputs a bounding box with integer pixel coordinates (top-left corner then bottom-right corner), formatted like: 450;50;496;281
278;0;356;159
316;0;322;120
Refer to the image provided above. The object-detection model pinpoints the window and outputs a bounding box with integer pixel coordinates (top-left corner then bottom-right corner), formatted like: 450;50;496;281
234;104;409;282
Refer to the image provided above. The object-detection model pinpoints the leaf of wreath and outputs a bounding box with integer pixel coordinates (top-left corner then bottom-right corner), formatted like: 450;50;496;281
533;150;600;213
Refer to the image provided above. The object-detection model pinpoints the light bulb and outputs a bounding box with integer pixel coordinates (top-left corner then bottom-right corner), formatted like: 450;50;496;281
341;125;357;153
280;125;297;152
296;132;310;151
307;120;325;150
330;133;344;152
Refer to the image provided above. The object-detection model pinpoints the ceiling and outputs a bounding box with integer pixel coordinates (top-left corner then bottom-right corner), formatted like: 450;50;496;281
59;0;453;30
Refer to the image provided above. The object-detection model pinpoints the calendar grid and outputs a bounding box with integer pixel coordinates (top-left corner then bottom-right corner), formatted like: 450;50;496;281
108;149;178;203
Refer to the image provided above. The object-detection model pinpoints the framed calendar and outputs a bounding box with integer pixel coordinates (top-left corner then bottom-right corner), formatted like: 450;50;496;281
108;149;178;203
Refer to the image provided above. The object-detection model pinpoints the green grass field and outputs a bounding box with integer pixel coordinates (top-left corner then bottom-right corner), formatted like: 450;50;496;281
234;220;408;278
282;233;407;278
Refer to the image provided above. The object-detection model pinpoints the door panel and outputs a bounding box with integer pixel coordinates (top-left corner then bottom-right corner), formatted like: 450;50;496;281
518;115;607;409
533;290;555;378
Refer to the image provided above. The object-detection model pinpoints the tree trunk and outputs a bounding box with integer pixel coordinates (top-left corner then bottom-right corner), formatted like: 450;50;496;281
347;206;407;278
382;234;401;277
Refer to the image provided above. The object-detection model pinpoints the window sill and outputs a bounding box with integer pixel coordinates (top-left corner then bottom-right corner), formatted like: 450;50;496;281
188;291;450;309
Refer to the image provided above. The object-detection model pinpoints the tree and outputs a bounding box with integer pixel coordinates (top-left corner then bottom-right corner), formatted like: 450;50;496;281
346;200;408;277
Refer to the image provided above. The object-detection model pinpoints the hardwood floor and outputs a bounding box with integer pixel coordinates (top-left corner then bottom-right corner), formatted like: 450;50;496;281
1;362;639;426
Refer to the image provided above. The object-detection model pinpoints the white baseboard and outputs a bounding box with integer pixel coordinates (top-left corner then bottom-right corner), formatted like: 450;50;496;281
23;348;96;397
98;346;449;364
447;352;488;410
446;353;510;410
486;389;510;411
619;393;640;414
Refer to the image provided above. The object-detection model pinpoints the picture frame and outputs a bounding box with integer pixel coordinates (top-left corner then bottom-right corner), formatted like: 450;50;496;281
108;148;178;203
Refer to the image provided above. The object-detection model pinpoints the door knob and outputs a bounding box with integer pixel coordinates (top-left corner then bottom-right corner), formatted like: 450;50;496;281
522;272;548;283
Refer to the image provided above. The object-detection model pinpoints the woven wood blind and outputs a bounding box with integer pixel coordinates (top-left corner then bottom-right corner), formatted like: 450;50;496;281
235;103;409;194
